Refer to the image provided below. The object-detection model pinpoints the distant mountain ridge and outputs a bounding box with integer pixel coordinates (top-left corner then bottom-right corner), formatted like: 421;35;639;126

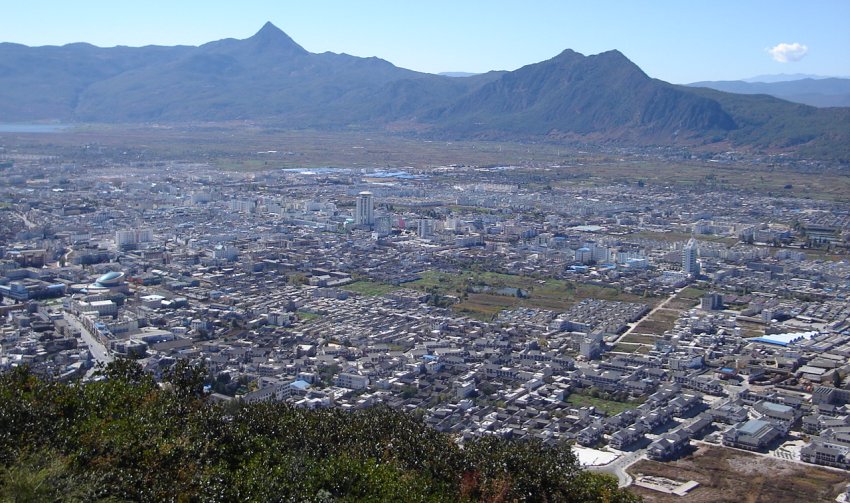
1;22;849;161
743;73;835;83
688;78;850;108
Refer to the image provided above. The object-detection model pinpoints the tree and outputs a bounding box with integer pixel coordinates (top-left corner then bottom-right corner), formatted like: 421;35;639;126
94;357;152;386
163;359;207;398
0;368;642;502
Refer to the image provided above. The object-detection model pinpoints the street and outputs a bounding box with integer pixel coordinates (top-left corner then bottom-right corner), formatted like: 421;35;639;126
64;311;113;377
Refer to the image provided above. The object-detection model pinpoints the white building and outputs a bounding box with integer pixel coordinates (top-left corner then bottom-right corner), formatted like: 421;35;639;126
115;228;154;248
335;372;369;390
355;191;374;227
682;238;699;276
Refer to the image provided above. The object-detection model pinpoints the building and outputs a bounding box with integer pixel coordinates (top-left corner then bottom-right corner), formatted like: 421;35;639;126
800;440;850;469
335;372;369;390
355;191;374;228
0;280;65;301
417;219;434;239
575;247;592;264
115;228;154;249
682;238;699;276
700;292;723;311
721;419;781;451
374;215;392;237
647;429;690;460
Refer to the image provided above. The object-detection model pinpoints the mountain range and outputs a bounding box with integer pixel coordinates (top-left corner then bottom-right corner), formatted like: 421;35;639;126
1;22;849;161
688;78;850;108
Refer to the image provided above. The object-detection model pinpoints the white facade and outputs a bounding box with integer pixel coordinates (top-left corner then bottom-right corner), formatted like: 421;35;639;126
355;191;374;227
115;228;154;247
682;238;699;276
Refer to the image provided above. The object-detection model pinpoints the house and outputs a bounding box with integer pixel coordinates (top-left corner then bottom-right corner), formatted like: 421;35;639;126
609;424;646;450
672;371;724;395
708;402;749;424
647;429;690;460
577;424;604;446
754;400;798;433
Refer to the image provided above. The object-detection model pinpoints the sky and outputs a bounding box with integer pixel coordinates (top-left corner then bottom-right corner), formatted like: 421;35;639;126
2;1;849;84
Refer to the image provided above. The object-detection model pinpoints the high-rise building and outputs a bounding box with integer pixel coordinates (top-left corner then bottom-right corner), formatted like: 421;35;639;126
374;215;392;237
682;238;699;276
355;191;374;227
116;228;154;248
417;219;434;239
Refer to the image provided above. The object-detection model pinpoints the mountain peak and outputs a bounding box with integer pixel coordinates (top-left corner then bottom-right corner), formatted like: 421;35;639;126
551;48;584;63
256;21;284;36
247;22;307;55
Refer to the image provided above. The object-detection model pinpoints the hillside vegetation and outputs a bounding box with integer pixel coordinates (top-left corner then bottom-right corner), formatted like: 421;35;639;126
0;361;639;502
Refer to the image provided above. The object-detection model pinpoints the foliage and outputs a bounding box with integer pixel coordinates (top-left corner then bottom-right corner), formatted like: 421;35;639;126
0;362;641;502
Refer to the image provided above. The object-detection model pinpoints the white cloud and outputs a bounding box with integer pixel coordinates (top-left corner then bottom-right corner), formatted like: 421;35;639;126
767;42;808;63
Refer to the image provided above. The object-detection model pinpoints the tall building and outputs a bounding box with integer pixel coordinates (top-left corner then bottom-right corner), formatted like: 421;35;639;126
355;191;374;227
374;215;392;237
116;228;154;249
682;238;699;276
417;219;434;239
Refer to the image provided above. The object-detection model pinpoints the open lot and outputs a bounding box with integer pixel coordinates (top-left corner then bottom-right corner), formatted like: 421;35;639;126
630;308;681;336
627;445;849;503
566;393;642;416
340;280;400;297
409;270;654;320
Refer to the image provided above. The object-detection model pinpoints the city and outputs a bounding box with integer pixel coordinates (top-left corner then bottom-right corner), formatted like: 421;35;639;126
2;139;849;499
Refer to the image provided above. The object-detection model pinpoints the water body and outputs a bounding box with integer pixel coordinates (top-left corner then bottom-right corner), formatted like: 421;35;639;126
369;170;427;180
0;124;70;133
280;167;352;175
280;167;427;180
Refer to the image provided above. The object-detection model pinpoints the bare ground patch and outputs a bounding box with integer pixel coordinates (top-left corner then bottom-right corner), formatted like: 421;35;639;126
626;445;848;503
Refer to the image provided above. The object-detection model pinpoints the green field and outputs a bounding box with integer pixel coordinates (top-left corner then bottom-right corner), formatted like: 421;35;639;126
408;270;655;319
619;333;662;345
340;280;399;297
610;343;642;354
296;311;321;322
565;394;641;416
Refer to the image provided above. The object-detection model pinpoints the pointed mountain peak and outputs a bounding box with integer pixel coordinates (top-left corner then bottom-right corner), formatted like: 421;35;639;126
247;22;307;55
256;21;284;37
555;48;584;59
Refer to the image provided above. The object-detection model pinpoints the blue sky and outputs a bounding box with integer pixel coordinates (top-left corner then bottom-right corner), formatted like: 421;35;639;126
2;1;848;83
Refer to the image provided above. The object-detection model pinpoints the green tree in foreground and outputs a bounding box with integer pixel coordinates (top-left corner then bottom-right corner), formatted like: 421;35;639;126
0;360;640;502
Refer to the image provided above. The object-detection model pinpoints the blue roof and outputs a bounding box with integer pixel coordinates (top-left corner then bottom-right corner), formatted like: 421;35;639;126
747;331;817;347
290;380;310;390
739;419;770;435
98;271;122;282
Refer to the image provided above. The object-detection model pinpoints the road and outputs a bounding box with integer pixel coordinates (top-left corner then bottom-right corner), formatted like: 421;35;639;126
587;449;645;488
16;211;37;229
64;311;113;376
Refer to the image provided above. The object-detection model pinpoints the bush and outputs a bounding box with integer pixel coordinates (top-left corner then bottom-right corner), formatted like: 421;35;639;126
0;362;640;502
